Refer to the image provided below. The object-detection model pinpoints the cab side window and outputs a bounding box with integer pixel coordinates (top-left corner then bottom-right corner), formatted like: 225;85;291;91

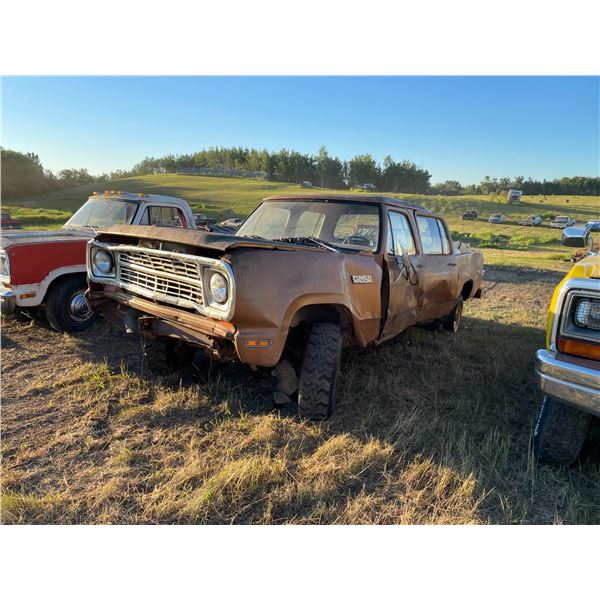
416;216;444;255
387;211;417;256
142;206;184;228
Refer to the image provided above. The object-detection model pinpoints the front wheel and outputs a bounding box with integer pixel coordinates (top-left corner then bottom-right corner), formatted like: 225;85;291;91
297;322;342;421
142;335;195;376
533;395;591;466
45;276;97;333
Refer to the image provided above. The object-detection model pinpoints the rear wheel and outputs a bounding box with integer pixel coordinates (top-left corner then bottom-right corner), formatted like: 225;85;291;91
533;395;591;466
45;276;96;333
297;322;342;421
441;295;463;332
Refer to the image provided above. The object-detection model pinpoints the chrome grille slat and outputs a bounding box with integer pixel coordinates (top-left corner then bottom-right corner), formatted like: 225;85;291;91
116;250;204;310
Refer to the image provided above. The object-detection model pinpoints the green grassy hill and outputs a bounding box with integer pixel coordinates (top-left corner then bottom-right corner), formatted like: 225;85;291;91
3;174;599;269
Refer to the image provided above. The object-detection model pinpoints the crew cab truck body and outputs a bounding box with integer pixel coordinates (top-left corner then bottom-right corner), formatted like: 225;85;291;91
87;194;484;420
0;191;196;332
533;226;600;465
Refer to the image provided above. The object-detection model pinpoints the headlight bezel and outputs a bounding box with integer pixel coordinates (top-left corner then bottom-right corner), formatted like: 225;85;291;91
208;270;228;304
89;245;116;279
93;249;115;275
559;289;600;345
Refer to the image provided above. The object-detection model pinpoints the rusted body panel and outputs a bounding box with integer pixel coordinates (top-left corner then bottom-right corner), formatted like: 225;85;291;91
228;248;382;365
87;194;484;370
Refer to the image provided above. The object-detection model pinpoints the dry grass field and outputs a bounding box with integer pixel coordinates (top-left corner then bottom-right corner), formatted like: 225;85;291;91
2;264;599;524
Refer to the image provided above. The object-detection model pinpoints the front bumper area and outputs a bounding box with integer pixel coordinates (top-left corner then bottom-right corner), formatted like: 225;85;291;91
535;349;600;417
0;289;16;314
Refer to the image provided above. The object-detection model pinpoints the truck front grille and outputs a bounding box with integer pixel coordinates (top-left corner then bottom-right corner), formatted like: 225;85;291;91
116;250;204;310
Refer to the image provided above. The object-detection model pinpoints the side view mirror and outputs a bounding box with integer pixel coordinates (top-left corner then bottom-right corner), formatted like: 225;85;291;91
396;253;411;270
562;226;592;248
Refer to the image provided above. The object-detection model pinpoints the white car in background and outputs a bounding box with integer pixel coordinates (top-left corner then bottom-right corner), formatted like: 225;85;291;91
585;220;600;232
488;214;505;224
519;215;543;227
551;215;575;229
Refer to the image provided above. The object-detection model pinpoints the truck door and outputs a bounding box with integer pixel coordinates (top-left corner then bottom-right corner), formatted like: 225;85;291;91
415;214;459;320
380;210;424;340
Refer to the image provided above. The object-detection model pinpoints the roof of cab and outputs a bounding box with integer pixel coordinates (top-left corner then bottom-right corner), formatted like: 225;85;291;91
262;194;427;211
89;191;186;204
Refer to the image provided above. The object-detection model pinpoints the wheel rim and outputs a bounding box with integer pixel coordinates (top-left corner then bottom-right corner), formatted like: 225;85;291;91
68;291;93;322
453;303;463;332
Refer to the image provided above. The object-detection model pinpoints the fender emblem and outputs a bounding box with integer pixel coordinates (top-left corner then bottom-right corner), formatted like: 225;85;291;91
351;275;372;284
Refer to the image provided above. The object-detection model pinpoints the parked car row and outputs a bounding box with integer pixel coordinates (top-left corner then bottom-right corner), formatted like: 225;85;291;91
460;210;587;229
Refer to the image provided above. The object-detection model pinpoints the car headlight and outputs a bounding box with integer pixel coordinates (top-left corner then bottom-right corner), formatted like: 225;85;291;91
209;271;228;304
574;298;600;331
93;249;115;275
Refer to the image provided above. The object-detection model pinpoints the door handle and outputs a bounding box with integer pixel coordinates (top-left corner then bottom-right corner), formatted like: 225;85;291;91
448;262;457;266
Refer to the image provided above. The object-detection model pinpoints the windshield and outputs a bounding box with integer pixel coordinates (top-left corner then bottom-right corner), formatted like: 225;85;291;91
237;200;380;252
65;198;139;228
555;216;569;222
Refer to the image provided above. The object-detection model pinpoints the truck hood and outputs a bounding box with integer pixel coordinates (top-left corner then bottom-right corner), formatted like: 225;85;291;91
97;225;338;254
0;227;93;249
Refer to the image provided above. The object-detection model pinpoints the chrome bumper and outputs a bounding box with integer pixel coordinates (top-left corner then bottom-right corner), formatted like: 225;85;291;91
535;349;600;417
0;289;16;314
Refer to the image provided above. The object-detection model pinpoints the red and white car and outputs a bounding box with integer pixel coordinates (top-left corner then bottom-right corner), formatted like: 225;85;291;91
0;191;197;332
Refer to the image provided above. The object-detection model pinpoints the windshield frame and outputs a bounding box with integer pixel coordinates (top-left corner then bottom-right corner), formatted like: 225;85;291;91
237;198;383;254
64;198;140;229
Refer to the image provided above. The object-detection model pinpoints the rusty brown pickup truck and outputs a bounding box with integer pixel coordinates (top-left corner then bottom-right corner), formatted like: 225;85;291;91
87;195;483;420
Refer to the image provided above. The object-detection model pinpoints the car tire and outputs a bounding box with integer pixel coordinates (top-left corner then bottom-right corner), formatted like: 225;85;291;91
45;276;97;333
441;295;463;333
297;322;342;421
142;335;196;376
533;395;592;466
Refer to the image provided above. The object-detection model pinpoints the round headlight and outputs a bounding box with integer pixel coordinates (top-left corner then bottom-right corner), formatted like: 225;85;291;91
94;249;114;274
209;272;228;304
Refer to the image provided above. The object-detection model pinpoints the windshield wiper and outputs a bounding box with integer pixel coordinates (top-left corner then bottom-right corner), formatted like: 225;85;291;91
273;236;339;253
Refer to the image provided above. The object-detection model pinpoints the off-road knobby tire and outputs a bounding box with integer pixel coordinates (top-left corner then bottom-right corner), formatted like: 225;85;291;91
533;395;592;466
441;295;464;333
297;322;342;421
142;336;178;376
45;276;97;333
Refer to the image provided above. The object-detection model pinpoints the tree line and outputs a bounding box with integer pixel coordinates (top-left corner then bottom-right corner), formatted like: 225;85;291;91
2;146;598;200
131;146;433;194
430;175;599;196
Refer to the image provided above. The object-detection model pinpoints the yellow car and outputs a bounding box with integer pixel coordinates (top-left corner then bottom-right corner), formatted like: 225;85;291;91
534;228;600;465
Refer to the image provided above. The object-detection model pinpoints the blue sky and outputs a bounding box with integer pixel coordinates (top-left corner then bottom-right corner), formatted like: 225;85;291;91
2;76;598;184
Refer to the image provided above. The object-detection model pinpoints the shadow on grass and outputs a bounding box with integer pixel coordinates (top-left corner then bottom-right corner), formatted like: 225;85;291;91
70;310;600;524
3;296;598;524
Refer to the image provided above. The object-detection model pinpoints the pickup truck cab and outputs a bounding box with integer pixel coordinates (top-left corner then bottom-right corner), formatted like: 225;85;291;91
534;227;600;465
88;194;484;420
0;191;196;332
